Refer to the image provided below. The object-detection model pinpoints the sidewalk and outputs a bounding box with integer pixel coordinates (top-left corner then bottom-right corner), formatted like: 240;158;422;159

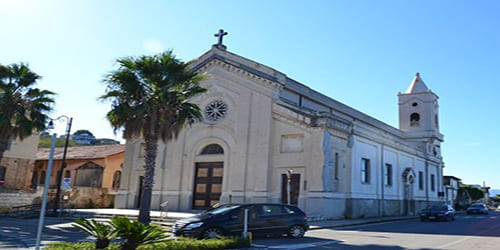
309;215;418;230
70;208;419;230
70;208;195;219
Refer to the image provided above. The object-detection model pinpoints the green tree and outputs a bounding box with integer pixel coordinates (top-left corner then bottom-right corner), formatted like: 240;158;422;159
0;63;55;161
38;136;77;148
460;185;484;201
73;129;94;136
100;51;206;224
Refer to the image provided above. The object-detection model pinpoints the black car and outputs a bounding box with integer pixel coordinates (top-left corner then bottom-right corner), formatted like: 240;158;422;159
420;204;455;221
467;203;489;214
172;203;309;239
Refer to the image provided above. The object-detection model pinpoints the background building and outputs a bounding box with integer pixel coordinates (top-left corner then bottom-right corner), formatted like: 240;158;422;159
0;135;39;190
443;175;461;206
35;144;124;208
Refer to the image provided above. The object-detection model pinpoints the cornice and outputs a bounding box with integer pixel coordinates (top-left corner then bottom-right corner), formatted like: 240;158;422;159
196;58;284;92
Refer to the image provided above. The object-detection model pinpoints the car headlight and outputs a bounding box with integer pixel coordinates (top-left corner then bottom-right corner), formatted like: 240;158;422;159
185;222;204;229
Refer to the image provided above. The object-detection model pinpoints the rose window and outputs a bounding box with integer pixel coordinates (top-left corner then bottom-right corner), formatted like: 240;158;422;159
204;100;228;123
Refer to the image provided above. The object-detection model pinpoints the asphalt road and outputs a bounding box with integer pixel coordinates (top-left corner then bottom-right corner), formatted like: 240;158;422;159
0;217;92;249
1;212;499;249
253;211;500;249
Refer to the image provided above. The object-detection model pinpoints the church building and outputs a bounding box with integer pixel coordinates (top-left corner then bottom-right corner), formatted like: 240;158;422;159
116;35;445;219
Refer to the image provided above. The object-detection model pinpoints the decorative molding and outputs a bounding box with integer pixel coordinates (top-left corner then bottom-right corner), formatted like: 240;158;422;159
196;59;284;92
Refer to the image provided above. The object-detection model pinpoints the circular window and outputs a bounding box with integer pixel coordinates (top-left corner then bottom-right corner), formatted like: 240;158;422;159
412;102;418;107
204;99;228;123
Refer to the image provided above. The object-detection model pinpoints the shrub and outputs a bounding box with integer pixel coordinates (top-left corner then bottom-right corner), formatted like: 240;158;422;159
111;216;169;250
45;242;120;250
72;218;117;249
45;237;250;250
137;237;250;250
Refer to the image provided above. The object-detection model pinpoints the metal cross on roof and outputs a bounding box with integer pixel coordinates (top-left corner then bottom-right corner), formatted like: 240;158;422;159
214;29;228;47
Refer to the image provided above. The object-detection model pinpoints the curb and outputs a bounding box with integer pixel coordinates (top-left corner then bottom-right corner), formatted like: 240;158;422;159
308;216;419;230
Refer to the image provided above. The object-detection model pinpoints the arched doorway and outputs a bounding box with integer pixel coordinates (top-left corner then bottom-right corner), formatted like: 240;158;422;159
402;168;416;215
74;162;103;187
192;144;224;210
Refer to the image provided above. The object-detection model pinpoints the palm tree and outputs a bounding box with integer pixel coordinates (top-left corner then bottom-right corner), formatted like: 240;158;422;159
0;63;55;162
101;51;206;224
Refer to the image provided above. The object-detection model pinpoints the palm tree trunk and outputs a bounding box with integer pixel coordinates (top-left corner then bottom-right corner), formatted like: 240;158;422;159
138;135;158;224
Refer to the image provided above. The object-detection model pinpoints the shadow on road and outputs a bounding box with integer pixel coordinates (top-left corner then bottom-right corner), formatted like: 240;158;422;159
335;211;500;238
251;234;440;249
0;217;91;245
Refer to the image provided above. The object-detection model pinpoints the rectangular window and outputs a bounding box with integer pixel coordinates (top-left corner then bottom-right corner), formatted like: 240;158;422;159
431;174;435;191
385;163;392;186
418;171;424;190
361;158;370;184
334;152;339;180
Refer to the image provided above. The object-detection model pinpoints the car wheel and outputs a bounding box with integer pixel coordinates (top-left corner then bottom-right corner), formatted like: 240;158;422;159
420;217;426;222
202;227;224;239
288;225;306;238
452;215;455;221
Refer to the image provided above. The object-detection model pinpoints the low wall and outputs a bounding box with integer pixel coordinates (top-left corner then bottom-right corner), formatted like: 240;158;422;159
0;189;43;208
67;187;115;208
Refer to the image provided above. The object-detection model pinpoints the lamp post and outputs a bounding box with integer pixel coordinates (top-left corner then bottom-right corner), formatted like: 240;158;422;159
48;115;73;215
35;133;57;250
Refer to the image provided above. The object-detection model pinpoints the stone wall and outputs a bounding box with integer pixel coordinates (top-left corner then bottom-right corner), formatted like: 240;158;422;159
0;157;35;190
0;189;42;208
67;187;115;208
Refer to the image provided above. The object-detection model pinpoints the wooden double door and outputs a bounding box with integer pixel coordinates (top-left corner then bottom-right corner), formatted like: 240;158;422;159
193;162;223;209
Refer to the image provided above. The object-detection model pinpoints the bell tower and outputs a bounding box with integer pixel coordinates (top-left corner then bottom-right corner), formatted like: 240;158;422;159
398;73;443;149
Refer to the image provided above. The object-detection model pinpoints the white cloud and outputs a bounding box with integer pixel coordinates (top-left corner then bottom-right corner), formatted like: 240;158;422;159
464;142;481;147
143;39;165;53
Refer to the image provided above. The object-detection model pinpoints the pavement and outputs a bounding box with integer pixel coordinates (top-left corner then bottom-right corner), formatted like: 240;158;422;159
3;209;497;249
251;211;500;249
0;208;420;249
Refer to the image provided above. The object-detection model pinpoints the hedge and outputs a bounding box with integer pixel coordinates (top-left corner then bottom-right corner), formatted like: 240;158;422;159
45;237;250;250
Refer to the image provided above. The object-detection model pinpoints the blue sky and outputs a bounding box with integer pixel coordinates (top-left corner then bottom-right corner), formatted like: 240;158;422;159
1;0;499;188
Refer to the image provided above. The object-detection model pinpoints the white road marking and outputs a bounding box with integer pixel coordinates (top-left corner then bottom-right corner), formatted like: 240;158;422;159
267;240;339;249
436;219;500;249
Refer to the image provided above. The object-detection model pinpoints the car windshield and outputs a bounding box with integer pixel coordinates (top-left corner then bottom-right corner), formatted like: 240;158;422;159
471;204;484;208
204;204;241;215
427;205;447;211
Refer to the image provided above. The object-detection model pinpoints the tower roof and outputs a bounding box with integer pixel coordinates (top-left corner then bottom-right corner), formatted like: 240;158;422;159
406;72;429;94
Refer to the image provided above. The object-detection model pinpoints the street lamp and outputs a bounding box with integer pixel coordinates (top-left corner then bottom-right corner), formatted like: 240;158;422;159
47;115;73;215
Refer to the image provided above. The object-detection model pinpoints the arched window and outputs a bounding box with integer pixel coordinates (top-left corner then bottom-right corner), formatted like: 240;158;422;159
410;113;420;126
74;162;103;187
200;144;224;155
112;171;121;190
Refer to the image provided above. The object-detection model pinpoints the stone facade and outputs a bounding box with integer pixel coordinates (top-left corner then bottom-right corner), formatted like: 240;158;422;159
0;135;39;190
116;45;445;219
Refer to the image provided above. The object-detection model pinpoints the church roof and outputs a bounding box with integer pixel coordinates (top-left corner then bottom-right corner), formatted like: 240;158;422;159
405;72;429;94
